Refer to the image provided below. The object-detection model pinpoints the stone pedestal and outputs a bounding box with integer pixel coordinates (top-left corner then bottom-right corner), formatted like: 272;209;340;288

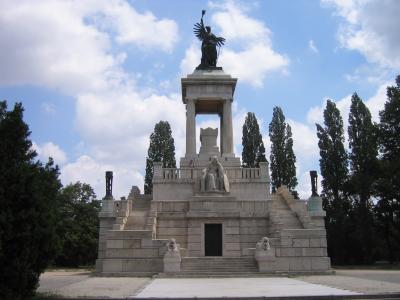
255;249;276;272
181;69;238;164
163;239;181;273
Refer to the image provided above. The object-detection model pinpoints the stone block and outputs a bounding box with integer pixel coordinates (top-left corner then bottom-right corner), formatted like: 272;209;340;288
224;234;240;243
123;239;141;248
224;227;239;234
223;250;241;257
279;248;304;257
303;247;325;257
224;242;240;251
188;243;201;251
103;259;123;272
289;257;312;271
258;257;289;272
241;248;255;256
240;234;262;243
157;227;187;236
309;238;321;247
141;239;168;248
280;229;326;238
311;257;331;271
292;239;310;248
107;248;134;258
132;248;160;257
163;255;181;273
279;238;292;247
157;220;187;228
122;258;163;272
188;227;201;235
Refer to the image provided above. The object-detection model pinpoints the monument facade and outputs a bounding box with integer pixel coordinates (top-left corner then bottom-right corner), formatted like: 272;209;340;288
95;11;331;276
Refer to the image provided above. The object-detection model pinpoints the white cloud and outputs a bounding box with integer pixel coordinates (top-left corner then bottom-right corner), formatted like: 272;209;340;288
308;40;319;54
0;1;181;198
180;43;201;76
210;1;270;43
92;1;178;52
181;1;289;86
220;44;289;87
60;155;144;198
288;119;319;160
323;0;400;69
0;0;178;94
33;141;67;165
41;102;56;115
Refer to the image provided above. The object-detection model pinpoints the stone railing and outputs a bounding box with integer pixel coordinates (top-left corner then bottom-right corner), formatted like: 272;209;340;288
153;161;269;182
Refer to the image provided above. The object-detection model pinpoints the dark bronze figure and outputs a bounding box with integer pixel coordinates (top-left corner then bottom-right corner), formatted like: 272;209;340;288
105;171;113;198
310;170;318;196
194;10;225;69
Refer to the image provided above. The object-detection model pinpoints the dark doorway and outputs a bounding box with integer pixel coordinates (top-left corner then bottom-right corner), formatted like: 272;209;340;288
204;223;222;256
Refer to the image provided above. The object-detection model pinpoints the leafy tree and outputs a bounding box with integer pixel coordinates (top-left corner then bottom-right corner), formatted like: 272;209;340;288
347;93;378;263
375;75;400;263
144;121;176;194
242;112;267;168
316;100;350;264
269;106;297;194
0;101;61;300
55;182;100;267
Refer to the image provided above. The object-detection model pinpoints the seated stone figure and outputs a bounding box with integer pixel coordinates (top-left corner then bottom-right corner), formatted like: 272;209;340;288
200;156;229;192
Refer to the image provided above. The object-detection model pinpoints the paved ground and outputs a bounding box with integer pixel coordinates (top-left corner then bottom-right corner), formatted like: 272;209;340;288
297;269;400;295
132;277;359;298
37;271;150;298
37;269;400;298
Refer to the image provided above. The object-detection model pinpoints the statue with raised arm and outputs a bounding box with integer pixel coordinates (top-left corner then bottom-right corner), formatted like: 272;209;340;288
193;10;225;69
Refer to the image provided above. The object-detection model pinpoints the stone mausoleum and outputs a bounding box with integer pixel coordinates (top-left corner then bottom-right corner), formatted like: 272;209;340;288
95;67;331;276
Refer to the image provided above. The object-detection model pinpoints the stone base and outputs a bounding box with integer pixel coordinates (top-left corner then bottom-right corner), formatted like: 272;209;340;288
163;255;181;273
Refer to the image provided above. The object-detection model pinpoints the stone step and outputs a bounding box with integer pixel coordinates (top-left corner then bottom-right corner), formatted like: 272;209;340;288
107;229;152;239
129;210;149;217
181;257;257;273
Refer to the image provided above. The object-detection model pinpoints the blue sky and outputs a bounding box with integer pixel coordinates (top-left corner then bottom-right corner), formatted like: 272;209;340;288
1;0;399;198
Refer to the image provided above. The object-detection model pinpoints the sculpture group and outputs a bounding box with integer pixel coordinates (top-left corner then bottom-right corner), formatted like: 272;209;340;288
194;10;225;69
200;156;229;192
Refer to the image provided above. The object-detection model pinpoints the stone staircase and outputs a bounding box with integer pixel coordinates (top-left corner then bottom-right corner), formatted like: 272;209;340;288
176;257;258;276
124;196;152;230
268;195;303;237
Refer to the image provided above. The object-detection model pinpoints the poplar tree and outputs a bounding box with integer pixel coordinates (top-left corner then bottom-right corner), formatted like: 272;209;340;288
144;121;176;194
269;106;297;194
375;75;400;263
0;101;61;299
347;93;378;263
316;100;349;264
242;112;267;168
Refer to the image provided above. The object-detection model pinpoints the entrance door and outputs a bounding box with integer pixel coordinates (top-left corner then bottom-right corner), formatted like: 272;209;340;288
204;224;222;256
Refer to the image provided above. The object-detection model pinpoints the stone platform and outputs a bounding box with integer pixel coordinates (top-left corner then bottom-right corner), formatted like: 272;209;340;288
37;269;400;299
95;68;330;276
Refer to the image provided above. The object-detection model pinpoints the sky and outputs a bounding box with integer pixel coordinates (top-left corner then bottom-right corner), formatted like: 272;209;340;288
1;0;399;199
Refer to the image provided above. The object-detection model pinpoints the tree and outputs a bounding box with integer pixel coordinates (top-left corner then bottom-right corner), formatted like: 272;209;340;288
0;101;61;300
269;106;297;194
347;93;378;263
316;100;350;264
375;75;400;263
242;112;267;168
55;182;100;267
144;121;176;194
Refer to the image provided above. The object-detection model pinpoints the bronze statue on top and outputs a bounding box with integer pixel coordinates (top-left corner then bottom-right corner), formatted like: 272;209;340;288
194;10;225;69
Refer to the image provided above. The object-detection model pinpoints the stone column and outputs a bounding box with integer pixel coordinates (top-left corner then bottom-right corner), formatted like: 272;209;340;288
186;99;196;158
220;114;223;154
222;99;234;156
